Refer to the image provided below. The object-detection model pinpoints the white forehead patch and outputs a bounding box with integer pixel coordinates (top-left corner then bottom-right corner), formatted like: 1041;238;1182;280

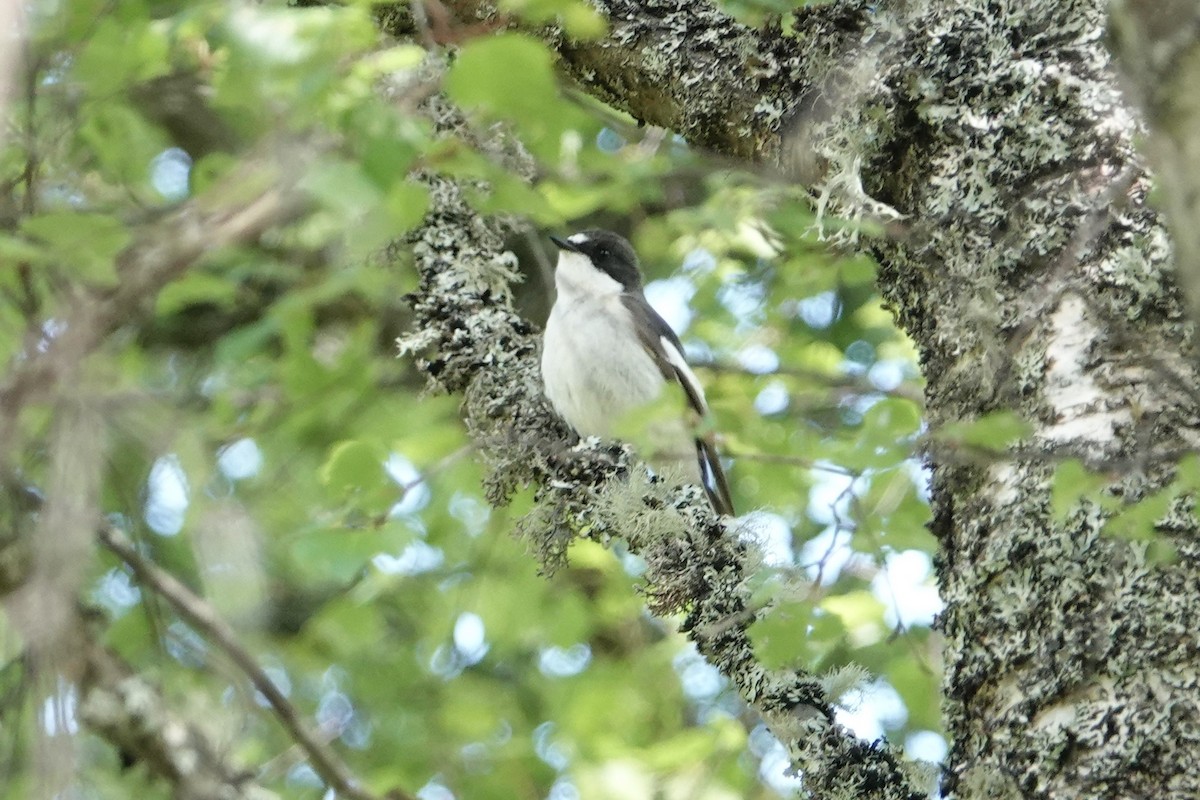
567;233;589;244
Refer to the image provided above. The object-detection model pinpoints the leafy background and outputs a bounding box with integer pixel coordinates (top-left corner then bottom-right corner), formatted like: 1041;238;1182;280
1;0;944;797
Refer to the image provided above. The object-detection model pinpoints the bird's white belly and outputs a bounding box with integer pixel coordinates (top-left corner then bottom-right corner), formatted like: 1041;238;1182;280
542;297;665;437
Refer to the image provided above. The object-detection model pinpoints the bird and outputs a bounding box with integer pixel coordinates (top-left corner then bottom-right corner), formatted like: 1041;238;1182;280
540;229;734;516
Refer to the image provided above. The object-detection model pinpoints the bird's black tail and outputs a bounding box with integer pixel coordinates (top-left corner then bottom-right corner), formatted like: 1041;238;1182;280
696;437;734;517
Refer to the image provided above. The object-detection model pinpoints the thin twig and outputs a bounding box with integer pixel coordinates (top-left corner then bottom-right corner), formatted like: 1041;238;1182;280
408;0;438;50
724;449;857;475
697;359;925;404
80;639;266;797
97;525;413;800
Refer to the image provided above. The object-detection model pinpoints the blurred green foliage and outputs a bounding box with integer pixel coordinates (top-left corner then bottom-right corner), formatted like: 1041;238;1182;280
0;0;941;797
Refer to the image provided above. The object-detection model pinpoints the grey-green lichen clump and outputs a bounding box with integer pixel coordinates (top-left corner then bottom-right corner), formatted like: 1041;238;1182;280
550;0;804;159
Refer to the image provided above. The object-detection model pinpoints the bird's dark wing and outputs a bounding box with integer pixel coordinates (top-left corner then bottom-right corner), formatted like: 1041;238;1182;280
621;294;735;516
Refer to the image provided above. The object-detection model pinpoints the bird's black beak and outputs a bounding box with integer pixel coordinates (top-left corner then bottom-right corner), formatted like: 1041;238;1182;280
550;235;582;253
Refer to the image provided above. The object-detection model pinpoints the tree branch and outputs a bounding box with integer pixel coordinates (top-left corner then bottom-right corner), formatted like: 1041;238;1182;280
98;525;412;800
368;7;931;796
391;0;1200;795
0;152;310;462
79;636;266;800
379;0;874;167
399;165;926;797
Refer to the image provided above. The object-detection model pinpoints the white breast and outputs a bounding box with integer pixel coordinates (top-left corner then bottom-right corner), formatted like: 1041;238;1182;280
542;292;665;437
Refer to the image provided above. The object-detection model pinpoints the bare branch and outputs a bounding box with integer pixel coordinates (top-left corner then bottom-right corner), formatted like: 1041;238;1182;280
79;639;265;800
98;525;413;800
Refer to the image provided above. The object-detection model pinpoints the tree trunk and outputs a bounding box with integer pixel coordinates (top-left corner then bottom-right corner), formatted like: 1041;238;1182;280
846;3;1200;797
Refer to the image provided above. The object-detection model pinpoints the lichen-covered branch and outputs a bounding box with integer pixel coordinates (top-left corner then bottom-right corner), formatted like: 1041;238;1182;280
399;170;925;799
378;0;872;164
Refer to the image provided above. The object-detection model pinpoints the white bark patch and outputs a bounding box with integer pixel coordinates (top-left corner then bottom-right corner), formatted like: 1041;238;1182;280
1041;294;1129;445
1031;701;1078;733
986;462;1021;507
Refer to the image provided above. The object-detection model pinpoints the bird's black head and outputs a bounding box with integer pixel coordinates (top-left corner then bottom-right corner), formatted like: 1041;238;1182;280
550;229;643;291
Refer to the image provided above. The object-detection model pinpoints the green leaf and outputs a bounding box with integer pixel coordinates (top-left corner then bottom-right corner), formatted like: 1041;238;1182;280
839;255;877;286
887;652;940;731
446;34;559;116
863;397;921;440
940;410;1032;452
820;590;887;645
304;595;388;656
360;133;421;190
74;17;169;96
77;102;168;186
561;4;607;37
0;233;45;263
156;272;240;316
1103;473;1187;544
1050;459;1111;519
804;612;850;667
643;729;725;771
497;0;607;37
1145;539;1180;567
1105;492;1172;541
302;159;384;220
190;153;238;195
352;44;427;80
860;469;934;550
749;600;812;670
833;397;921;470
540;181;612;219
320;440;388;493
290;525;413;583
444;33;585;162
21;212;131;286
1174;453;1200;491
386;181;431;233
